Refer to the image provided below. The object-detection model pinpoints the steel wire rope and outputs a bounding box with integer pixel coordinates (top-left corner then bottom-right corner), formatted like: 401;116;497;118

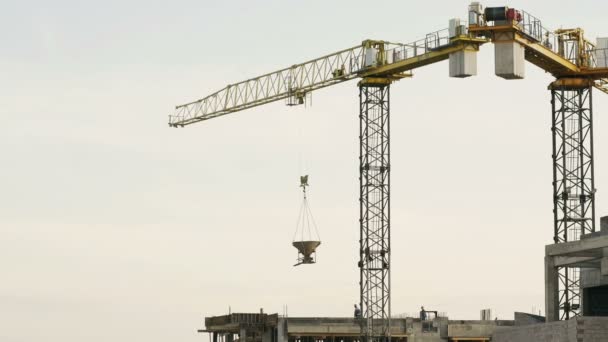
304;194;321;241
293;195;307;242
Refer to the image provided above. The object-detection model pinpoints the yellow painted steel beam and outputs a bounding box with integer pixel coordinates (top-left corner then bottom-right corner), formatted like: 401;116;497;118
468;24;517;37
170;32;487;126
470;22;608;96
562;68;608;78
513;34;579;76
549;78;595;90
358;77;393;87
470;24;580;76
361;37;487;78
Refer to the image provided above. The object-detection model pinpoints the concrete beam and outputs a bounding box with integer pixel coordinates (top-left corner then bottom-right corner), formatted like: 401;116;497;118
285;317;408;336
277;318;287;342
553;255;601;268
545;234;608;257
602;257;608;276
448;323;497;338
262;328;272;342
240;327;246;342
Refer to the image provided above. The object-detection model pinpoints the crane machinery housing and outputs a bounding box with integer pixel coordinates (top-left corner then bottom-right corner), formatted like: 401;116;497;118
170;3;608;342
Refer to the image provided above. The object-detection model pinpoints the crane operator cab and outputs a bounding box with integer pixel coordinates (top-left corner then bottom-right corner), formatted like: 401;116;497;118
292;175;321;266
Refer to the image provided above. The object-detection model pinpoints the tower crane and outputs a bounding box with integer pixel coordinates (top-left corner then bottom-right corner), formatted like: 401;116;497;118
169;3;608;340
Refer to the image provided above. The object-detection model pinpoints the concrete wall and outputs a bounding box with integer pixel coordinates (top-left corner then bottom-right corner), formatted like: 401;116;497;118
405;336;443;342
447;323;494;338
514;312;545;326
286;317;408;336
493;319;576;342
404;317;444;341
493;317;608;342
581;268;608;288
577;317;608;341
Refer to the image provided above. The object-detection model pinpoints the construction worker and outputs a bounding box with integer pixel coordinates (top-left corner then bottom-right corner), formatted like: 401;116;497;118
420;306;427;321
354;304;361;318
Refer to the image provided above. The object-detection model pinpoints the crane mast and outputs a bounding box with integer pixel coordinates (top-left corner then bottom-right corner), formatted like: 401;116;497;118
358;78;391;340
170;3;608;339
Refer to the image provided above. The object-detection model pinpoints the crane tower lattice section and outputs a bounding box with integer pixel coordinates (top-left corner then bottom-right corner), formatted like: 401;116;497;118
551;84;596;319
359;82;391;342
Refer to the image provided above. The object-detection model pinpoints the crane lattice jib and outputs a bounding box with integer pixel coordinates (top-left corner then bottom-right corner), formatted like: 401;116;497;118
168;32;487;127
169;44;365;127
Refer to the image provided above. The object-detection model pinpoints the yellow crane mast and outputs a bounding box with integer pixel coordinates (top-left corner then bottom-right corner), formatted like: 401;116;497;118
169;3;608;340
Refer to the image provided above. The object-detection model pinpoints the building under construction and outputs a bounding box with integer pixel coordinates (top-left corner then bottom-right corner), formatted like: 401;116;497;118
200;311;608;342
169;3;608;342
199;216;608;342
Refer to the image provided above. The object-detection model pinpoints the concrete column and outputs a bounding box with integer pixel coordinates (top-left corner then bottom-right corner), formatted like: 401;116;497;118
213;332;218;342
545;255;560;322
277;318;287;342
601;216;608;233
226;334;234;342
262;327;272;342
240;327;247;342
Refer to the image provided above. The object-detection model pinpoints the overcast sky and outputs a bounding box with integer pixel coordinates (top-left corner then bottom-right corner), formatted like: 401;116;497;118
2;1;608;341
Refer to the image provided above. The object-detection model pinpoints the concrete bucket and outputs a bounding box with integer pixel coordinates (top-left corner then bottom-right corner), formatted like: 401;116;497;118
292;240;321;266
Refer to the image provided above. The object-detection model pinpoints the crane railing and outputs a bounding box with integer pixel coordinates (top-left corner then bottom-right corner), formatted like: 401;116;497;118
385;29;451;64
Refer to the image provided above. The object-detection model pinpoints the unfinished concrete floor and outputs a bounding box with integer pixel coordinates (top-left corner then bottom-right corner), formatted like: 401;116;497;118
200;312;608;342
200;312;515;342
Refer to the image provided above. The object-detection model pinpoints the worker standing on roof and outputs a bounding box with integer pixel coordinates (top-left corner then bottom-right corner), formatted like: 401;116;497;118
420;306;427;321
354;304;361;318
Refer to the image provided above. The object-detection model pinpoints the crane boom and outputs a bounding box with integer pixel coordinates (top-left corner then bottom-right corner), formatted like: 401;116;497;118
169;30;487;127
169;44;365;126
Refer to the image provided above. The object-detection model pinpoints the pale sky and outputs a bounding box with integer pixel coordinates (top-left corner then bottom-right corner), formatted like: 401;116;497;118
2;1;608;341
